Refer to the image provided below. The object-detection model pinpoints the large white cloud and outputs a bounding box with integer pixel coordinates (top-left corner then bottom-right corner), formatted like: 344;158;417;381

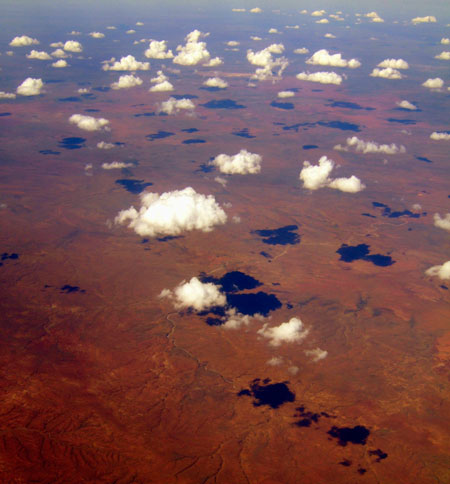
110;74;143;89
412;16;437;24
247;44;284;66
212;149;262;174
16;78;43;96
158;97;195;114
377;58;409;69
435;51;450;60
306;49;361;68
26;50;52;60
63;40;83;53
334;136;406;154
203;77;228;88
0;92;16;99
425;261;450;280
422;77;444;89
144;40;173;59
434;213;450;231
296;71;343;84
115;187;227;237
173;29;217;66
102;55;150;71
396;100;417;110
258;317;309;346
102;161;134;169
10;35;39;47
370;67;403;79
430;131;450;140
69;114;110;131
250;7;262;13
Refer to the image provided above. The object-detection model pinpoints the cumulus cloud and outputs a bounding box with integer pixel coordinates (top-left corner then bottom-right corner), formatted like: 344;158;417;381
102;55;150;71
212;149;262;174
0;92;16;99
324;33;336;38
226;40;240;46
68;30;81;35
251;36;262;41
101;161;134;169
115;187;227;237
441;38;450;44
26;50;52;60
52;59;68;68
151;70;168;84
377;58;409;69
365;11;384;22
425;261;450;280
158;97;195;114
370;67;403;79
435;51;450;60
64;40;83;52
144;40;173;59
173;29;214;66
296;71;343;85
203;77;228;88
267;356;283;366
311;10;325;16
306;49;361;68
299;156;365;193
204;57;223;67
396;100;417;110
126;29;136;34
294;47;309;54
277;90;295;98
434;213;450;231
334;136;406;154
16;78;43;96
51;48;69;58
412;16;437;24
258;317;309;346
250;7;262;13
430;131;450;140
247;44;284;65
422;77;444;89
150;80;174;92
316;18;329;24
97;141;116;149
305;348;328;362
269;27;281;33
69;114;110;131
89;32;105;38
222;308;254;329
10;35;39;47
232;8;246;12
110;74;143;89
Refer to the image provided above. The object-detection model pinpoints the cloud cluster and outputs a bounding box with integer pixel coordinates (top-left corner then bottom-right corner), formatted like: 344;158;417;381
299;156;365;193
247;44;288;81
306;49;361;68
110;74;143;89
412;16;437;24
377;58;409;69
370;67;403;79
434;213;450;231
430;131;450;140
10;35;39;47
365;11;384;22
115;187;227;237
296;71;343;85
101;161;134;169
334;136;406;154
258;317;309;346
102;55;150;71
16;78;43;96
144;40;173;59
422;77;444;89
69;114;110;131
211;149;262;174
158;97;195;114
435;51;450;60
277;90;295;98
425;261;450;280
203;77;228;88
64;40;83;53
396;100;417;110
247;43;284;66
173;29;221;66
222;308;254;329
26;50;52;60
311;10;325;16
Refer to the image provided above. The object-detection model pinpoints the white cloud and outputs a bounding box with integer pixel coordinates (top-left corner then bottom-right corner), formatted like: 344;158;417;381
158;97;195;114
316;19;329;24
250;7;262;13
214;176;228;187
26;50;52;60
226;40;240;46
16;78;43;96
115;187;227;237
150;80;174;92
435;51;450;60
434;213;450;231
269;27;281;33
294;47;309;54
106;26;116;30
52;59;68;68
365;11;384;22
246;45;288;81
110;74;143;89
430;131;450;140
136;22;144;26
377;58;409;69
334;136;406;154
306;49;361;68
305;348;328;362
102;55;150;71
258;317;309;346
296;71;343;85
267;356;283;366
101;161;134;169
422;77;444;89
425;261;450;280
173;29;212;66
251;36;262;41
97;141;116;149
68;31;81;35
89;32;105;38
232;8;246;12
212;149;262;174
396;100;417;110
285;25;300;29
277;90;295;98
311;10;325;16
222;308;254;329
412;15;437;24
64;40;83;53
441;38;450;44
203;77;228;88
324;33;336;38
160;277;226;312
204;57;223;67
9;35;39;47
126;29;136;34
0;92;16;99
51;48;69;58
151;70;168;83
327;176;366;193
144;40;173;59
50;42;63;48
370;67;403;79
69;114;110;131
78;88;90;94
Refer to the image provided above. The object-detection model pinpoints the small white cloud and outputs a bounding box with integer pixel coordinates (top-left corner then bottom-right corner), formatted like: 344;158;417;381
126;29;136;34
396;100;417;110
222;308;254;329
63;40;83;53
212;149;262;174
158;97;195;115
52;59;68;68
232;8;246;12
50;42;63;48
365;11;384;22
296;71;343;85
435;51;450;60
316;18;329;24
102;55;150;71
9;35;39;47
250;7;262;13
285;25;300;29
150;70;168;83
267;356;283;366
173;29;212;66
327;176;366;193
51;48;69;58
334;136;406;154
277;90;295;98
268;27;281;33
136;21;144;26
377;58;409;69
101;161;134;170
258;317;309;346
150;80;174;92
204;57;223;67
203;77;228;88
251;36;262;41
305;348;328;362
26;50;52;60
425;261;450;280
16;78;43;96
311;10;326;17
324;33;337;38
441;38;450;44
110;74;143;89
430;131;450;140
412;15;437;24
0;92;16;99
144;40;173;59
370;67;403;79
434;213;450;231
89;32;105;38
68;30;81;35
214;176;228;187
422;77;444;89
115;187;227;237
226;40;240;46
78;88;90;94
106;26;116;30
97;141;116;149
293;47;309;54
69;114;110;131
306;49;361;68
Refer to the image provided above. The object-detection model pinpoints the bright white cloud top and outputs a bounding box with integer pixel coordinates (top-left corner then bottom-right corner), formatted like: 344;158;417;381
296;71;343;85
277;90;295;98
370;67;403;79
396;100;417;110
102;55;150;71
10;35;39;47
110;74;143;89
294;47;309;54
425;261;450;280
52;59;68;68
63;40;83;52
144;40;174;59
377;58;409;69
158;97;195;114
306;49;361;68
115;187;227;237
16;78;43;96
97;141;116;149
365;11;384;22
69;114;110;131
258;318;309;346
101;161;134;170
434;213;450;231
0;92;16;99
173;29;220;66
435;51;450;60
203;77;228;88
422;78;444;89
411;15;437;24
211;150;262;175
150;80;174;92
430;132;450;140
334;136;406;154
26;50;52;60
